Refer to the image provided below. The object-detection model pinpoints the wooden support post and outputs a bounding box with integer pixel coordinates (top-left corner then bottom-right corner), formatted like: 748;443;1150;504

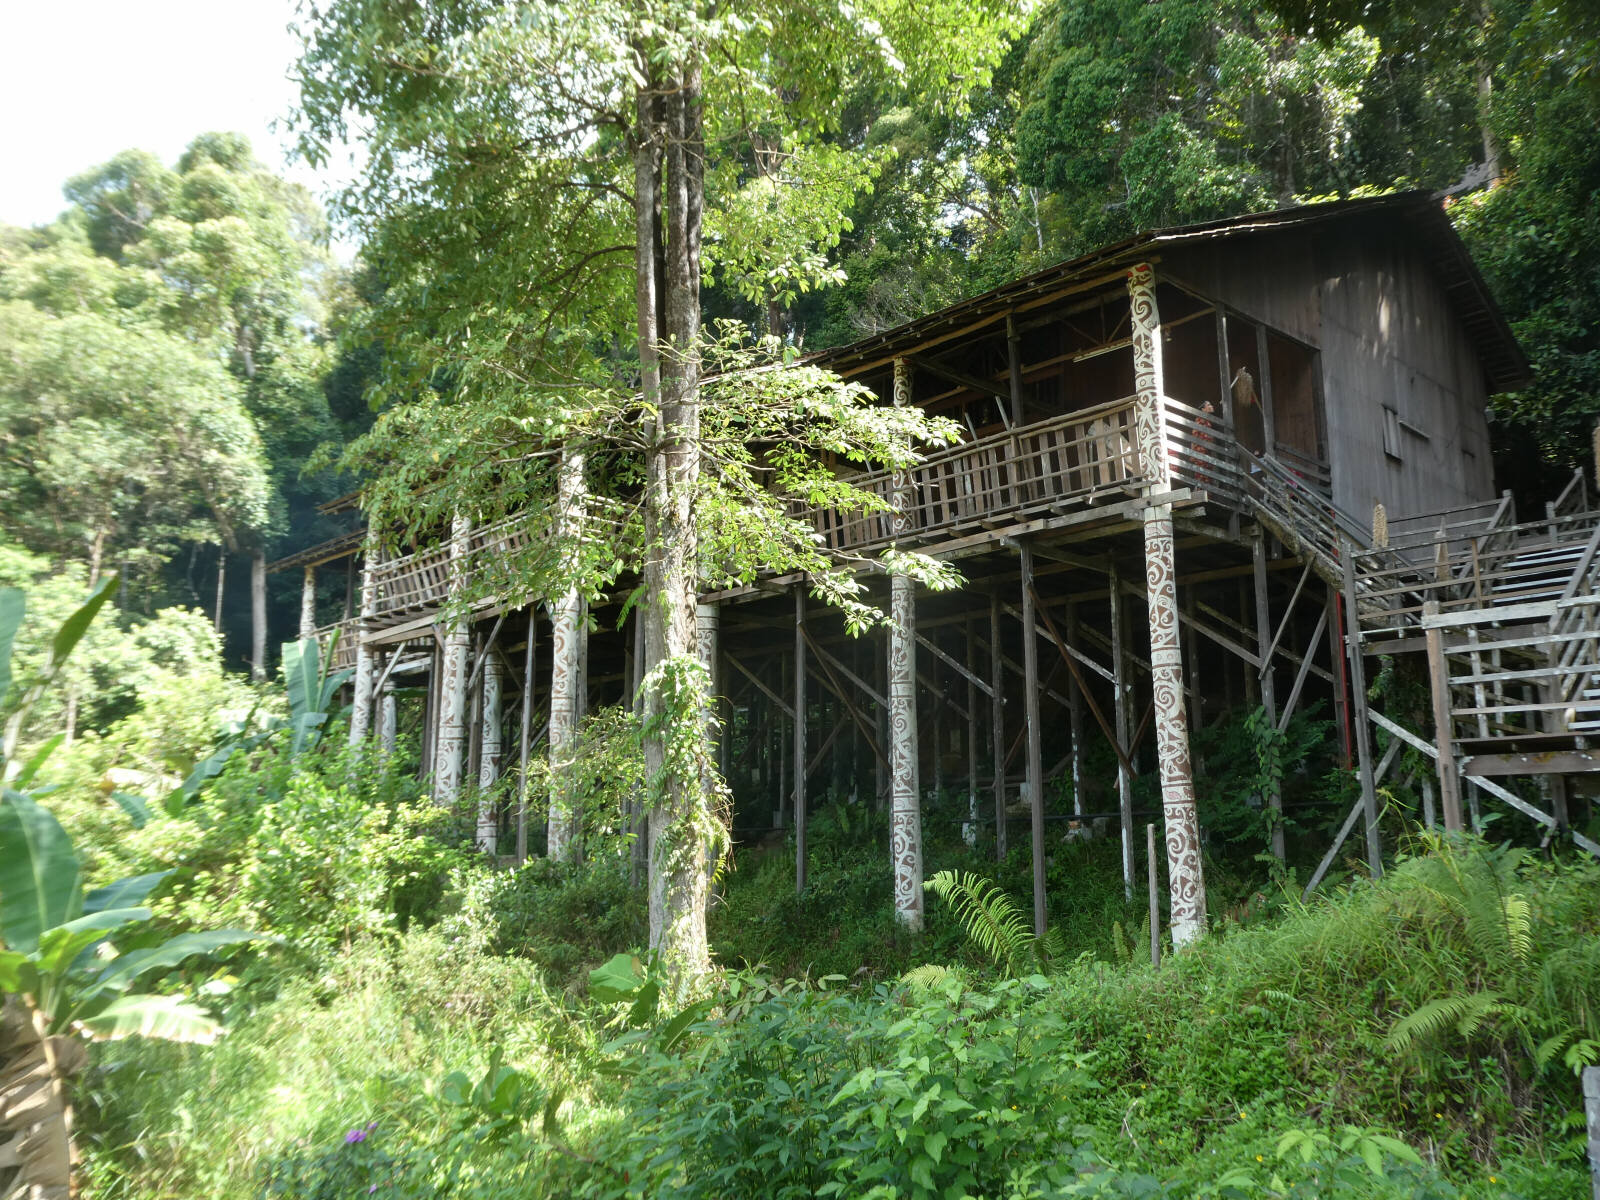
1147;823;1161;968
348;534;378;746
1020;543;1047;936
420;645;437;777
965;618;979;847
379;687;397;754
1328;587;1351;765
697;602;721;797
931;642;945;799
1110;563;1135;902
518;612;536;865
1184;585;1203;734
1422;599;1465;833
794;586;808;893
1067;601;1086;818
547;447;585;861
1341;552;1386;869
629;610;647;881
990;590;1007;861
1129;260;1206;947
1007;313;1025;427
890;357;924;930
434;515;472;804
250;548;267;681
1252;532;1285;859
779;651;791;829
477;653;503;853
300;565;317;641
213;546;226;633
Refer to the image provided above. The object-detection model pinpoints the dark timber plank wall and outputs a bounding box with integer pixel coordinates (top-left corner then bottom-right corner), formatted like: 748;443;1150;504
1162;218;1496;523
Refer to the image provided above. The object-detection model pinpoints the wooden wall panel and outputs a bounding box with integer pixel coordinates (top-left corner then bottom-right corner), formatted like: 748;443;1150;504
1164;218;1496;524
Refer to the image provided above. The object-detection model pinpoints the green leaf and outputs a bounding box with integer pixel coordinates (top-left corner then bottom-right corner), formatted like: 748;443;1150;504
13;734;64;788
34;909;149;975
589;952;648;1003
84;871;171;914
0;948;27;991
108;791;154;829
79;929;260;1001
76;992;222;1043
50;575;119;670
0;588;24;705
0;790;83;952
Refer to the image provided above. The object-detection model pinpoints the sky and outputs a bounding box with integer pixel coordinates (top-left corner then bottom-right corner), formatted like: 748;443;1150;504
0;0;355;233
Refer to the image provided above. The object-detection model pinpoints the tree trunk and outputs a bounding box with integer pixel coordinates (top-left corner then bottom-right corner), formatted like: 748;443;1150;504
639;45;713;998
213;547;226;634
0;997;87;1200
250;549;267;682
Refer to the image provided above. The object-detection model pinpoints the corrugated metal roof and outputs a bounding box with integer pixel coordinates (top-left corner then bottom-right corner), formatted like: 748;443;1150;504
809;192;1529;393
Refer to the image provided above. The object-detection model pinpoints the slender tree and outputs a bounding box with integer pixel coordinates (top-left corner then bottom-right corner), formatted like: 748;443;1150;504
294;0;1019;993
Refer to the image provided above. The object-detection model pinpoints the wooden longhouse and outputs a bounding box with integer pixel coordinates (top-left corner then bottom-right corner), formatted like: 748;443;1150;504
269;192;1600;942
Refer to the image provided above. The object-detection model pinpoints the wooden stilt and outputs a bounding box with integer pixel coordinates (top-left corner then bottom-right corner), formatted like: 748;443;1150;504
1422;598;1464;834
889;357;924;930
250;549;267;681
1110;563;1135;902
1129;260;1206;946
300;565;317;641
1147;823;1161;967
1066;601;1085;819
1327;587;1352;765
778;651;790;829
518;610;536;865
434;515;472;804
213;546;226;634
965;618;979;846
794;586;808;893
477;652;503;853
348;535;378;746
990;590;1007;860
378;685;397;751
1252;532;1285;859
547;447;585;860
1342;552;1387;867
630;609;646;880
697;602;721;799
1020;543;1047;936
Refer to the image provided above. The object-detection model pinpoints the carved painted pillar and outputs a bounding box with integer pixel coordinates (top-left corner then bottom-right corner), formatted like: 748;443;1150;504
477;654;502;854
348;533;379;747
1128;262;1207;947
888;357;924;930
300;565;317;641
434;514;472;802
547;447;586;861
378;689;397;754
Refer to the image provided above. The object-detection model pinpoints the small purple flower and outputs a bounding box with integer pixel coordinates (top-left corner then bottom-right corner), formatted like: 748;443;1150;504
345;1128;368;1144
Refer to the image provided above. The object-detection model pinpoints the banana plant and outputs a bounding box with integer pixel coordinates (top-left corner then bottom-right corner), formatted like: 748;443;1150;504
168;630;353;811
0;581;259;1200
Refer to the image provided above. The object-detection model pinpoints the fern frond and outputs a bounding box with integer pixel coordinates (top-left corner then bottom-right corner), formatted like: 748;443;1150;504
925;870;1036;976
900;964;952;992
1501;895;1533;964
1388;992;1505;1052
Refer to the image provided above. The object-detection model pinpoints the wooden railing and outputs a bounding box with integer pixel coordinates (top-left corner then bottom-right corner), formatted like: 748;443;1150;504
1356;509;1600;635
807;397;1145;552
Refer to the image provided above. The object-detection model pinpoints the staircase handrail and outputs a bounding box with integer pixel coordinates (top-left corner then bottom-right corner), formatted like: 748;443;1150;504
1552;467;1588;519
